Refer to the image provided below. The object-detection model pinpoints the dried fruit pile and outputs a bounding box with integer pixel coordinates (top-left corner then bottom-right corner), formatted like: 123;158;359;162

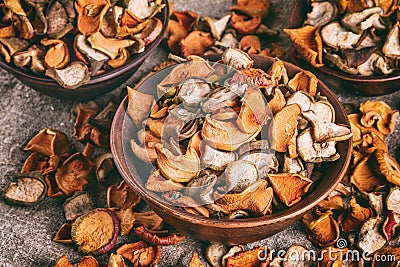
0;0;165;88
285;0;400;76
128;48;352;218
165;0;284;59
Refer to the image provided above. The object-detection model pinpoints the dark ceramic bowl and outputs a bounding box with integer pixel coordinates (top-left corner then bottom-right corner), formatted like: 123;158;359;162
289;0;400;96
110;55;352;244
0;2;169;100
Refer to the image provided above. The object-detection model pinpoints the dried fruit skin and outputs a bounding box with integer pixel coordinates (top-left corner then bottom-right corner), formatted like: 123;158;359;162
133;226;185;245
375;149;400;186
25;128;69;157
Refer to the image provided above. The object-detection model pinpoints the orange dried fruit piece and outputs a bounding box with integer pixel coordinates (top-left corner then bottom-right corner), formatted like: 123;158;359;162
107;253;126;267
375;149;400;186
21;152;59;176
268;173;313;207
53;223;73;244
166;20;188;54
360;132;388;154
269;104;301;152
340;197;373;232
145;169;184;192
116;241;160;266
348;113;385;139
180;31;213;58
189;252;204;267
114;208;136;236
25;128;69;157
303;211;340;247
239;35;261;54
215;180;274;216
75;0;111;36
287;70;318;96
54;255;75;267
127;86;155;128
284;26;324;68
350;154;387;192
316;195;345;213
225;246;267;267
359;100;399;135
87;32;135;59
41;39;70;69
55;153;94;197
74;107;99;142
77;256;99;267
372;246;400;267
229;0;270;19
71;208;119;255
107;180;140;210
267;88;286;114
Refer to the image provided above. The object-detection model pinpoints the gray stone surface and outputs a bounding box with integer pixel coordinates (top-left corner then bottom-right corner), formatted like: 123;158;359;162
0;0;399;266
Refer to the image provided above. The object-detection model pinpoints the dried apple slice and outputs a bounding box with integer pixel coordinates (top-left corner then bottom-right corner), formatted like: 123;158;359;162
350;154;387;192
180;31;213;58
358;216;387;254
25;128;69;157
221;48;254;70
71;208;119;255
107;180;140;210
46;1;74;39
75;0;110;36
267;88;286;114
41;39;70;69
201;115;260;151
268;173;313;207
166;20;188;53
130;139;158;163
127;86;155;128
87;32;135;59
303;211;340;247
46;61;91;89
375;149;400;186
340;197;373;232
133;211;164;231
387;187;400;213
229;0;270;19
231;13;261;35
54;255;75;267
155;145;200;183
108;253;126;267
239;35;261;54
55;153;94;197
269;104;301;152
0;37;29;63
74;34;109;74
201;144;237;171
93;152;114;182
216;180;273;216
13;45;46;73
3;172;47;206
134;226;185;245
135;18;163;45
287;70;318;96
146;169;184;192
189;252;204;267
116;241;160;266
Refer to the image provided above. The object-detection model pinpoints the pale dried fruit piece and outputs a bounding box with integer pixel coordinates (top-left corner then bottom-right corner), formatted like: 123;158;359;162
359;100;399;135
107;180;140;210
134;226;185;245
201;115;260;151
77;256;99;266
206;243;227;267
303;211;340;247
387;187;400;214
160;59;214;85
358;216;387;254
297;128;340;163
230;0;270;18
340;197;373;232
75;0;111;36
3;172;47;206
4;0;26;16
41;39;70;69
135;18;163;45
215;180;274;216
13;45;46;74
269;104;301;152
72;208;119;255
350;154;386;192
107;48;129;69
127;86;155;128
46;1;74;39
25;128;69;157
283;245;313;267
225;247;267;267
287;70;318;96
107;253;126;267
189;252;204;267
87;32;135;59
221;48;253;69
383;22;400;59
74;34;109;75
125;0;164;20
55;153;94;197
178;78;213;106
116;241;160;266
184;173;218;204
53;223;73;244
268;58;289;85
221;246;244;266
219;160;259;193
375;149;400;186
237;140;270;156
304;1;338;26
180;31;213;58
130;139;158;163
268;173;313;207
63;191;94;221
231;13;262;35
46;62;91;89
240;152;278;179
0;37;29;63
348;113;385;139
284;26;324;67
145;168;184;192
201;144;237;171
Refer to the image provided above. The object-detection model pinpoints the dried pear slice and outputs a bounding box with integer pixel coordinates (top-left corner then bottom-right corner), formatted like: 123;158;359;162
375;149;400;186
269;104;301;152
268;173;313;207
350;154;387;192
225;247;267;267
130;139;157;163
155;145;200;183
360;100;399;135
74;34;109;75
221;48;253;69
188;252;204;267
240;151;278;179
201;115;260;151
45;62;90;89
340;197;373;232
87;32;135;59
146;169;184;192
75;0;110;36
3;172;47;206
107;253;126;267
287;70;318;96
71;208;119;255
219;160;259;193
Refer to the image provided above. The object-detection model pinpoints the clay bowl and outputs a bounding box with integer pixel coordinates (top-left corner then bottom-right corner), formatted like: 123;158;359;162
0;1;169;100
289;0;400;96
110;55;352;244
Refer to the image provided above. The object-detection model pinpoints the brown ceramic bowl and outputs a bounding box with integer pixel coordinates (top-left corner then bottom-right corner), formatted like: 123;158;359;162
0;2;169;100
110;55;352;244
289;0;400;96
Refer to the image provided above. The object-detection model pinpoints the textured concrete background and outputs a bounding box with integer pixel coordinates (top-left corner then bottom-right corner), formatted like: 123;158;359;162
0;0;399;266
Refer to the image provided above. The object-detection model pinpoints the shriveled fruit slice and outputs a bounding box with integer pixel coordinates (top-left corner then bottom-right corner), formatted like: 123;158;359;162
87;32;135;59
359;100;399;135
219;160;259;193
225;246;267;267
53;223;73;244
303;211;340;247
46;62;91;89
24;128;69;157
75;0;110;36
126;86;155;128
387;187;400;214
340;197;373;232
268;173;313;207
145;169;184;192
3;172;47;206
41;39;70;69
71;208;119;255
63;191;94;221
350;154;386;192
116;241;161;266
358;216;387;254
189;252;204;267
74;34;109;75
107;253;126;267
107;180;140;210
375;149;400;186
201;144;237;171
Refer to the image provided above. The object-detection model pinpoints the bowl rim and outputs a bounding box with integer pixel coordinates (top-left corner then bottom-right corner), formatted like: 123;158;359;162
288;0;400;83
0;0;169;86
110;55;353;229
